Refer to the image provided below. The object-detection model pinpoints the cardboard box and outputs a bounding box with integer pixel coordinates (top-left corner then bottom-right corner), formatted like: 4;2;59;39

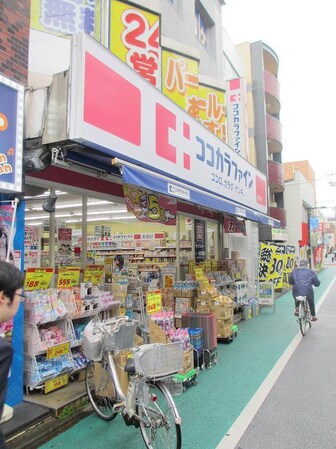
149;320;171;344
216;320;233;338
196;298;211;308
94;349;130;397
175;297;194;317
179;347;194;375
210;304;234;320
174;317;182;328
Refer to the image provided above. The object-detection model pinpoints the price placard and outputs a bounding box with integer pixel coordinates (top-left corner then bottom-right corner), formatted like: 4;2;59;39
47;342;70;360
211;260;218;271
57;267;80;288
83;265;104;285
194;267;204;281
205;260;212;271
202;277;210;289
24;268;53;291
44;374;68;394
146;290;162;315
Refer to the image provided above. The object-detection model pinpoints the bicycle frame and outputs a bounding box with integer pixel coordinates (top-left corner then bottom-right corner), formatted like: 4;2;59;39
105;350;181;426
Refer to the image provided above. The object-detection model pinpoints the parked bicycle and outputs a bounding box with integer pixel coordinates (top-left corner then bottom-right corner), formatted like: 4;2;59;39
296;295;311;336
83;316;182;449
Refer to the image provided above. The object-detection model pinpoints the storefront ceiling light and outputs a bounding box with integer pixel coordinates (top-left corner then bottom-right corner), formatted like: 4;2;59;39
24;199;113;212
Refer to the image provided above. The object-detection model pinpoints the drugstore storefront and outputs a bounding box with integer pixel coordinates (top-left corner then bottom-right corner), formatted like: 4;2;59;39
21;32;279;405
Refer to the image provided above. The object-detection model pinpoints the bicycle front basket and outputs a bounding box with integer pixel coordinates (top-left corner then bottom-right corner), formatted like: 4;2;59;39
133;342;184;378
103;320;137;351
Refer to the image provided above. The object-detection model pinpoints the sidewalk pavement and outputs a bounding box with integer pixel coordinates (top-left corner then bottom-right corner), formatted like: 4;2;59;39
6;267;336;449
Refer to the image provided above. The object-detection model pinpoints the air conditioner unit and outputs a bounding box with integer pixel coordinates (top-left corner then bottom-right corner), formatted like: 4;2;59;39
23;146;52;173
270;202;277;208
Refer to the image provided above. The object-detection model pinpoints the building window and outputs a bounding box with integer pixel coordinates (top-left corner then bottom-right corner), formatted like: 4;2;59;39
195;4;207;47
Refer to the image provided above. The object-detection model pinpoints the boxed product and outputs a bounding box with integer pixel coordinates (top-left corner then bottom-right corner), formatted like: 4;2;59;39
216;320;233;338
179;347;194;375
210;304;234;320
175;297;195;317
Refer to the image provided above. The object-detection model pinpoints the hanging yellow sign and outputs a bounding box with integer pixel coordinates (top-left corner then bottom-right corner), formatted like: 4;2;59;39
47;342;70;360
146;290;162;315
44;374;68;394
194;267;204;281
83;265;104;285
57;267;80;288
24;268;53;291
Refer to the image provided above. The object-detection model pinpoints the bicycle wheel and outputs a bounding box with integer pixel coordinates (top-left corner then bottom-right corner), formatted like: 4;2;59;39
298;302;308;336
137;380;181;449
85;359;117;421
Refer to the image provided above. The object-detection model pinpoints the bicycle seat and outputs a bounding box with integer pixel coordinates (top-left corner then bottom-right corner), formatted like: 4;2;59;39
295;296;306;301
124;358;136;375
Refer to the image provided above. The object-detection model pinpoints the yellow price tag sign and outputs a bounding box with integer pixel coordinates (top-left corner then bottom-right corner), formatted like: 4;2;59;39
83;265;104;285
47;342;70;360
57;267;80;288
205;260;212;271
211;260;218;271
202;277;210;289
24;268;54;291
146;290;162;315
188;261;196;274
194;267;204;281
44;374;68;394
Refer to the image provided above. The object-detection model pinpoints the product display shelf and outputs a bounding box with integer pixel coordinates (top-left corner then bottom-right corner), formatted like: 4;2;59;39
24;318;76;356
24;351;75;392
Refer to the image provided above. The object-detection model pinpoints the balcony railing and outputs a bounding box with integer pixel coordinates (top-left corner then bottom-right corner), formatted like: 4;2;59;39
268;159;285;193
266;115;282;153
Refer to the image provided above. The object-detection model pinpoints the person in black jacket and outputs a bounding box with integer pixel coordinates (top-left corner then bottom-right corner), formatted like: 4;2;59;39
0;261;24;449
288;259;321;322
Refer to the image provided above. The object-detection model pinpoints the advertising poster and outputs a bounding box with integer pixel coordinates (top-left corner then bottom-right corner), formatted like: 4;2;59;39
57;227;72;255
109;0;161;88
283;245;296;288
30;0;98;37
199;83;226;142
224;214;246;235
226;77;248;158
24;225;41;268
162;50;199;115
258;243;285;288
0;75;24;194
124;184;177;225
0;199;24;407
194;219;206;263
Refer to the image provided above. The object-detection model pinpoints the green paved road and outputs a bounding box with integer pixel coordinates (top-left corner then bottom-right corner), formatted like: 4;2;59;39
39;267;336;449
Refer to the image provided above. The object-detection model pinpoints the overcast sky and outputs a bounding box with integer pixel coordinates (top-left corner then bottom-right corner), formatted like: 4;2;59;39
222;0;336;215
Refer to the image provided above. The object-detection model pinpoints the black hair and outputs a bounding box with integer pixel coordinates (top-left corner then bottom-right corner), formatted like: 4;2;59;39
0;261;24;303
114;255;124;269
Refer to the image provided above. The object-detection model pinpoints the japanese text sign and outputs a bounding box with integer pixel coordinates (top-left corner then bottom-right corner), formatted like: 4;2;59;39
258;243;285;289
146;290;162;314
57;266;80;288
123;184;176;225
30;0;97;37
24;268;53;290
0;75;24;193
109;0;161;88
69;33;268;214
83;265;104;284
44;374;68;394
47;342;70;359
162;50;199;114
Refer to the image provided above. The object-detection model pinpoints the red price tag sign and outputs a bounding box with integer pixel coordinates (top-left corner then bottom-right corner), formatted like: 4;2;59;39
24;268;53;291
146;290;162;315
57;267;80;288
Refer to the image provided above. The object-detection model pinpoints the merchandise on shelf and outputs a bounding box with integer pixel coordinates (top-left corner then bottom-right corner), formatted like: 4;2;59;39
24;353;74;388
24;319;76;356
25;290;68;324
72;350;87;371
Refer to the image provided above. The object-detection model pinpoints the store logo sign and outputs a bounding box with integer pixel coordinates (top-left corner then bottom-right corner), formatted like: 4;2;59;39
168;183;190;200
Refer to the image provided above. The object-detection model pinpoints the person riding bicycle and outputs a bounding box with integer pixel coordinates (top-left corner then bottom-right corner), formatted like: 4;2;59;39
289;259;320;322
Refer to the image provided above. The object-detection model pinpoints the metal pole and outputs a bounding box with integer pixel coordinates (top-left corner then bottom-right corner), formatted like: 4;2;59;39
308;208;314;270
